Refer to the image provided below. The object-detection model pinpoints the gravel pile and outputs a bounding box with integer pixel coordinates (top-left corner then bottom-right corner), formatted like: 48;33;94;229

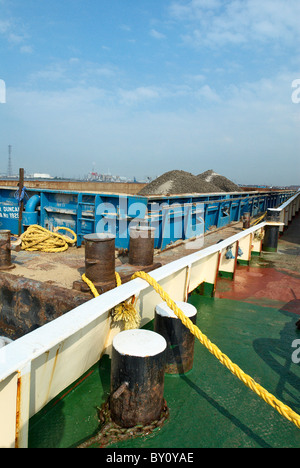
138;170;220;196
197;170;242;193
138;169;241;196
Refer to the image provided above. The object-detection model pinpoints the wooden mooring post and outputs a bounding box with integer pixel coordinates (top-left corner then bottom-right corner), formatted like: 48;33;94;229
110;329;167;428
155;301;197;374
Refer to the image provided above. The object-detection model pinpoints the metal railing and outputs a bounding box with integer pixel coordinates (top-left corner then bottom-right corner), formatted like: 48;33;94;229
266;190;300;231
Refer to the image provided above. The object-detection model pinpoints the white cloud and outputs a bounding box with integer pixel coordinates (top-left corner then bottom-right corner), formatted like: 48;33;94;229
118;86;161;105
169;0;222;20
7;32;24;44
27;59;119;89
0;19;10;34
150;29;166;40
120;24;131;32
20;45;33;54
0;11;32;52
3;69;299;185
196;84;220;102
169;0;300;48
186;74;206;83
28;63;69;84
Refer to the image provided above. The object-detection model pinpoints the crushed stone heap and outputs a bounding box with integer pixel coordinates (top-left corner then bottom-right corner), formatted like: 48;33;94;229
197;170;242;193
138;169;242;196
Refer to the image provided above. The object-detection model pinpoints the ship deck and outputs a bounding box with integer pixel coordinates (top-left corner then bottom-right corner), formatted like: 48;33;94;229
27;214;300;449
9;220;244;291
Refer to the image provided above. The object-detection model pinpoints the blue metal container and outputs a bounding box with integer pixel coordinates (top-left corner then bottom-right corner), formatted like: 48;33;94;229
0;185;295;251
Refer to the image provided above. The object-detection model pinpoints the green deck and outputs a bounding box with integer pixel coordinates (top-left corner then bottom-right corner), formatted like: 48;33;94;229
28;217;300;448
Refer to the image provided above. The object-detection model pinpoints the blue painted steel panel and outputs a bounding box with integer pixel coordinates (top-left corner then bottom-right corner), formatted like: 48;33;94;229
0;187;21;233
0;186;296;251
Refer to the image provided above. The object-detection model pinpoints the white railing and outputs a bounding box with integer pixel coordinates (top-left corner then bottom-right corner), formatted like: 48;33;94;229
0;191;299;448
267;190;300;231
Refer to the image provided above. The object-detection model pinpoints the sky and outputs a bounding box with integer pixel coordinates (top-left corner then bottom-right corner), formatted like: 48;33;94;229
0;0;299;186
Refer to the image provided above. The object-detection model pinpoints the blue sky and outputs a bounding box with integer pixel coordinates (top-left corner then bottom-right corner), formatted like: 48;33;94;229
0;0;299;185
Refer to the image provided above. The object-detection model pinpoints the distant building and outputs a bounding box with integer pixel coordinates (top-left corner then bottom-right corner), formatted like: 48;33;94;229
32;173;53;179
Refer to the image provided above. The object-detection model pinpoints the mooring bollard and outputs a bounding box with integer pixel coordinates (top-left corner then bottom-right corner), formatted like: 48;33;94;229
266;208;280;223
110;329;167;428
262;209;286;253
154;301;197;375
84;233;115;286
129;226;155;266
242;212;250;229
0;230;15;270
262;224;280;252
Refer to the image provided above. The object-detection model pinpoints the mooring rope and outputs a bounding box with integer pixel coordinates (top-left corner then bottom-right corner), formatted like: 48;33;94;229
131;270;300;431
243;211;267;230
82;271;141;330
21;225;77;252
81;267;300;430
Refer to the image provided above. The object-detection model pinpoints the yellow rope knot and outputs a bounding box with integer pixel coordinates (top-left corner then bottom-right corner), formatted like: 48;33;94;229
112;301;141;330
82;271;141;331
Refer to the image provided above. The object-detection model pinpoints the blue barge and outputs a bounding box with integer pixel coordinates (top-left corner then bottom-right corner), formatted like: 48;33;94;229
0;185;294;250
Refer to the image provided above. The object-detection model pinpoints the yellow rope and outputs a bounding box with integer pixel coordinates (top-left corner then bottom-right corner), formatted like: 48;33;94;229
82;273;100;298
243;212;267;230
113;272;141;330
131;270;300;430
81;268;300;429
82;271;141;330
251;212;267;226
21;225;77;253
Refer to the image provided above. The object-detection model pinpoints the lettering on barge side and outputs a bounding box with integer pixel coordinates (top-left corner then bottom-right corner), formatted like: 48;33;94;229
0;205;19;219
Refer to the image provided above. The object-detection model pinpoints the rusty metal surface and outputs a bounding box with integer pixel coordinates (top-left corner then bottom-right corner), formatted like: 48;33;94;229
84;233;115;285
0;273;89;339
0;230;15;270
242;212;250;229
128;227;155;266
73;262;162;295
0;179;146;194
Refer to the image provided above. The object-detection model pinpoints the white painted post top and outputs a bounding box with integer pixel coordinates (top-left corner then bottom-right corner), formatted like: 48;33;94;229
265;222;285;226
112;329;167;357
155;301;197;319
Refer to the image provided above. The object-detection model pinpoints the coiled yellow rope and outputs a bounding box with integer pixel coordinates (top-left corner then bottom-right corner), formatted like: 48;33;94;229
21;225;77;252
131;270;300;430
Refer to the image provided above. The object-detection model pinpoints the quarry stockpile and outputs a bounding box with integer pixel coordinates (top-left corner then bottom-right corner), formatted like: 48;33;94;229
138;169;242;196
197;170;242;193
